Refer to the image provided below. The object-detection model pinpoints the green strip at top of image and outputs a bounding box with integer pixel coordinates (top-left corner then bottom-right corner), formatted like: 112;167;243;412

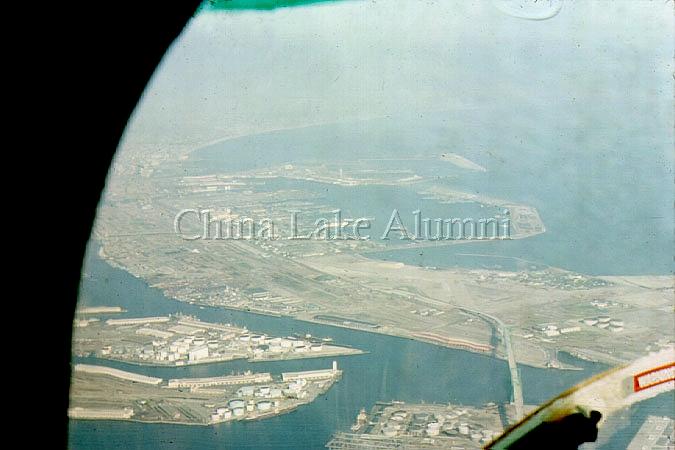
202;0;350;11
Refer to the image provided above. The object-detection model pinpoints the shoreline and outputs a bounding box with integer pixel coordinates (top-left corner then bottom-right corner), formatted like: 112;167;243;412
92;246;622;371
76;347;366;368
68;404;303;427
69;364;342;426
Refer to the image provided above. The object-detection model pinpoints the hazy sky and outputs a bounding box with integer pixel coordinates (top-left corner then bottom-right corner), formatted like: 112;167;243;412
124;0;673;151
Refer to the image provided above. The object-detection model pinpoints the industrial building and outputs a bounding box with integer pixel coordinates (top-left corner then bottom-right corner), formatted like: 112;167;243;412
188;345;209;361
106;316;170;326
282;361;339;381
167;372;272;388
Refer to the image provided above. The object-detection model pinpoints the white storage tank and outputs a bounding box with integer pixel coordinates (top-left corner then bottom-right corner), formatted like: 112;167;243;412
237;386;255;397
257;401;272;411
427;422;441;436
382;427;398;437
228;399;246;409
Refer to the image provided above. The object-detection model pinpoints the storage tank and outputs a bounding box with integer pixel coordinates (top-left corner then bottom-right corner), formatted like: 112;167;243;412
237;386;255;397
427;422;441;436
382;426;398;437
256;401;272;411
228;399;245;409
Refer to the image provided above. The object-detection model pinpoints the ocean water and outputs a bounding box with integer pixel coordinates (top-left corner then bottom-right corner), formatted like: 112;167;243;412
69;249;617;449
185;111;673;276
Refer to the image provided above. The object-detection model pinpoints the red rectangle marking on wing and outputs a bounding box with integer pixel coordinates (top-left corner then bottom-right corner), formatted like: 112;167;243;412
633;362;675;392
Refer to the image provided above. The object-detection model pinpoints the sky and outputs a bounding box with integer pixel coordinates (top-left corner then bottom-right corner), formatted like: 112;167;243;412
122;0;673;151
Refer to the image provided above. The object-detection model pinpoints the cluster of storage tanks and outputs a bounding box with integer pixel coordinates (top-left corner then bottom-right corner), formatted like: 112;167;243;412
210;398;277;422
379;409;500;445
209;378;313;422
582;316;624;333
240;334;324;355
235;385;284;398
146;335;213;363
235;377;312;398
131;331;223;364
447;417;501;445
